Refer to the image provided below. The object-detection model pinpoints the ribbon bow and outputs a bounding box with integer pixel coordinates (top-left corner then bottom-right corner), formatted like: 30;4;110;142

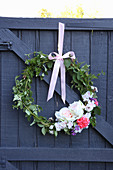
47;22;75;103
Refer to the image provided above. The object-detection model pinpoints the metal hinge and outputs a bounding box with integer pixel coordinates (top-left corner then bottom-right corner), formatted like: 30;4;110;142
0;157;6;168
0;41;12;50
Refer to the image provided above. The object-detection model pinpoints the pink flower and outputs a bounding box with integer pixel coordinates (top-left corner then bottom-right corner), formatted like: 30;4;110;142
77;116;90;129
55;107;75;121
85;101;96;112
82;91;93;102
67;122;73;129
69;101;85;120
94;99;98;106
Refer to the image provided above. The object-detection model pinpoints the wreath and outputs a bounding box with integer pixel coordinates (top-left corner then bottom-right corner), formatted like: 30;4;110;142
12;51;104;136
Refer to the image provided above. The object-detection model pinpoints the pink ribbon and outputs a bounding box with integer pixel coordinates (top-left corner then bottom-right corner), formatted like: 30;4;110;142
47;22;75;103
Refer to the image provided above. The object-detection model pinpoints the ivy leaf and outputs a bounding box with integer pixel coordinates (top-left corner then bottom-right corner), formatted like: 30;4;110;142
29;105;36;111
38;124;44;128
46;61;53;69
93;106;101;115
64;59;72;68
90;116;96;127
30;120;36;126
13;95;21;101
25;109;31;115
41;127;46;135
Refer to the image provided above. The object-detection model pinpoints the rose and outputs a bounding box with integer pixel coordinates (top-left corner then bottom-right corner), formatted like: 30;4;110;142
55;107;75;121
68;100;85;120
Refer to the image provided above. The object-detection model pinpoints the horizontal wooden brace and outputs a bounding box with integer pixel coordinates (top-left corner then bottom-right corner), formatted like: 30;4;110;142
1;17;113;30
0;147;113;162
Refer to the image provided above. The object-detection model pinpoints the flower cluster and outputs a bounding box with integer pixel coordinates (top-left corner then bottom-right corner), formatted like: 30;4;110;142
49;86;99;136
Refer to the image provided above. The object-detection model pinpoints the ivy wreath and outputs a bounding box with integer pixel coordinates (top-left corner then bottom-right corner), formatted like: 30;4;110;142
12;51;104;136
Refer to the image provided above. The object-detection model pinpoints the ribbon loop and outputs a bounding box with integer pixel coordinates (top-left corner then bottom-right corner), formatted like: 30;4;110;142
47;23;76;103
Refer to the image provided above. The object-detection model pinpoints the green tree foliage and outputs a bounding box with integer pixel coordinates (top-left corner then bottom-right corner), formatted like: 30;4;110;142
38;8;52;18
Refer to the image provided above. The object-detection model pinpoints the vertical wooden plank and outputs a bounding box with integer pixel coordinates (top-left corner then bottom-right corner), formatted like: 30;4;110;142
0;52;1;147
18;30;37;170
70;31;89;170
54;31;71;170
106;31;113;170
1;51;19;147
8;30;20;170
37;30;55;170
89;31;108;170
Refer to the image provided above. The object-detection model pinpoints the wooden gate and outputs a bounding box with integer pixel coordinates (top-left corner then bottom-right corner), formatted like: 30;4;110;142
0;17;113;170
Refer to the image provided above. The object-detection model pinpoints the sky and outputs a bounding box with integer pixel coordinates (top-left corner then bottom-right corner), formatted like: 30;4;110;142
0;0;113;18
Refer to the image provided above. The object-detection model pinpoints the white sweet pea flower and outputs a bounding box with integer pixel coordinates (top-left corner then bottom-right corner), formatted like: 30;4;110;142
84;112;91;119
49;130;54;134
55;122;62;131
67;122;73;129
82;91;93;102
85;101;96;112
69;100;85;120
91;86;98;92
55;107;75;122
60;121;67;129
49;125;54;130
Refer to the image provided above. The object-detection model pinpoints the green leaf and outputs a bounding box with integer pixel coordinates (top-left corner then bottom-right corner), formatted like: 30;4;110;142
93;106;101;115
41;127;46;135
77;72;80;80
30;120;36;126
72;74;77;82
54;131;58;137
101;70;105;75
46;61;53;69
38;124;44;127
25;109;31;115
64;59;72;68
25;60;29;65
13;95;21;101
29;105;36;111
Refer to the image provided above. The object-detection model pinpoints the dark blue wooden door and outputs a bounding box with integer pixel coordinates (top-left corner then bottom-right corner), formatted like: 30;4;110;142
0;18;113;170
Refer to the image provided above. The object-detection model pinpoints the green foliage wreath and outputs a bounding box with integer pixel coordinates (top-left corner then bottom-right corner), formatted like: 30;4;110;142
12;51;104;136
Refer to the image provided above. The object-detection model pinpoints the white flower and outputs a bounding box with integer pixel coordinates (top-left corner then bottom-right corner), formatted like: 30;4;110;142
49;130;54;134
82;91;93;102
91;86;98;92
60;121;67;129
55;122;62;131
85;101;96;112
84;112;91;119
49;125;54;130
55;107;75;122
69;100;85;120
67;122;73;129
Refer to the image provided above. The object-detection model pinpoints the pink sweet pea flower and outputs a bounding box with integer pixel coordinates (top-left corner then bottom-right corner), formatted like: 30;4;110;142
94;99;98;106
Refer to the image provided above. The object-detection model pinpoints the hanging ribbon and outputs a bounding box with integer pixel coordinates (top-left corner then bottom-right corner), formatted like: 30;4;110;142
47;22;75;103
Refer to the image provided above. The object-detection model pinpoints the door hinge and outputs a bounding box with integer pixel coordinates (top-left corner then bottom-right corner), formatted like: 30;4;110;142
0;157;6;168
0;41;12;50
